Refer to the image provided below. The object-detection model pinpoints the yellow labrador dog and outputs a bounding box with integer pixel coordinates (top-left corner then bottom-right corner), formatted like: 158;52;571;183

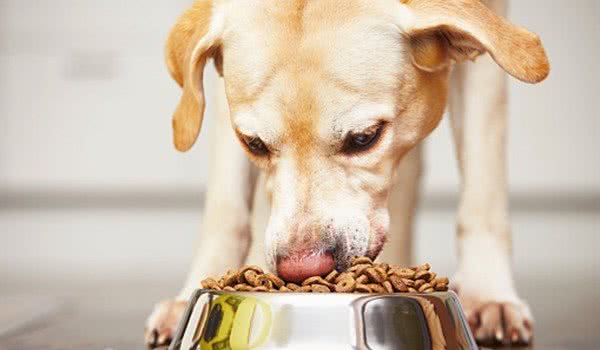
146;0;548;347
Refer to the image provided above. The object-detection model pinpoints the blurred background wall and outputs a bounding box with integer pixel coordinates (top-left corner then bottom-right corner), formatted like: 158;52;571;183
0;0;598;280
1;0;598;195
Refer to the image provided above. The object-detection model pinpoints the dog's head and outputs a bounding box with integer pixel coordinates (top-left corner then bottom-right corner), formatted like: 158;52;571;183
166;0;548;281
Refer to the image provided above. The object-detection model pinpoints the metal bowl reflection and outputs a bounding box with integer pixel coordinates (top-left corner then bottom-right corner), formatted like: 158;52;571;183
169;289;477;350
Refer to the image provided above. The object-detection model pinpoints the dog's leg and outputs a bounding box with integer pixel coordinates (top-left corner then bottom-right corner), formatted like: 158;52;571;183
379;146;423;267
448;2;532;344
145;76;255;348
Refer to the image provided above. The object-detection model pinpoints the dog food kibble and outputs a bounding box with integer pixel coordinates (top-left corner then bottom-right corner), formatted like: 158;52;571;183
200;257;449;294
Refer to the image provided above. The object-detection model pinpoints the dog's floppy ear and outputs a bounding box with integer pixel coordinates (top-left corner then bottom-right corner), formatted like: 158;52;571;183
166;0;223;152
402;0;549;83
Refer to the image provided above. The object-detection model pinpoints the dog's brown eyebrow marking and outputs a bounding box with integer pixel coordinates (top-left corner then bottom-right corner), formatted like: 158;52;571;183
227;67;277;107
319;70;362;95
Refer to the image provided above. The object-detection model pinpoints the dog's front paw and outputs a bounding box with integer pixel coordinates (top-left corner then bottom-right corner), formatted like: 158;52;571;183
453;279;533;346
452;235;533;346
144;299;188;349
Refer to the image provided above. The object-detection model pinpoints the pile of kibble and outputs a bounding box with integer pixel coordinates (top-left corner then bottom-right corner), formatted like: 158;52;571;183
200;256;449;294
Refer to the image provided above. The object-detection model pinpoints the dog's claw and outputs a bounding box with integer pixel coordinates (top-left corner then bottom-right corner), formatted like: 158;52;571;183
462;300;533;346
157;333;171;347
152;329;159;346
511;329;520;343
495;329;503;343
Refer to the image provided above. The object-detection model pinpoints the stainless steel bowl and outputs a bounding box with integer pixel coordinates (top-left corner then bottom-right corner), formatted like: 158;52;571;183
169;289;477;350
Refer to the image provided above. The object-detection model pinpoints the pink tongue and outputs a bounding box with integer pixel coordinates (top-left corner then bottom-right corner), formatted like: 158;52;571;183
276;252;336;283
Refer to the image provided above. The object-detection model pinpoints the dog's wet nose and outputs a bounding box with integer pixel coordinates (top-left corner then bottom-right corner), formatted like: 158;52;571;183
276;251;335;283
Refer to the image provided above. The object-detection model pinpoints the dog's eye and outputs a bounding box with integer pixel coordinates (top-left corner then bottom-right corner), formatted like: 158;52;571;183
242;135;269;156
342;123;385;154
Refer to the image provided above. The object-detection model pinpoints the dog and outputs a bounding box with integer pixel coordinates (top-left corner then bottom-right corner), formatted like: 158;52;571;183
145;0;549;347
